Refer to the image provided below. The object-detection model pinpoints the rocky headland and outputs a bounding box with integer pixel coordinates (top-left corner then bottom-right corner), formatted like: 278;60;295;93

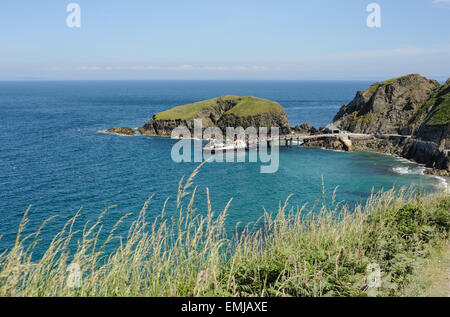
316;74;450;175
137;95;291;136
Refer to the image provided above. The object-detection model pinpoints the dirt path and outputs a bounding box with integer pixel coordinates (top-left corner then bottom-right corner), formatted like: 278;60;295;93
404;240;450;297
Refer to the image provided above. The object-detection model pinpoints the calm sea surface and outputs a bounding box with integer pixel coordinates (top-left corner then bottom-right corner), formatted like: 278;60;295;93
0;81;445;254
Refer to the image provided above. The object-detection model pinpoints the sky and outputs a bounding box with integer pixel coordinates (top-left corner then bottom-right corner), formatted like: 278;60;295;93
1;0;450;81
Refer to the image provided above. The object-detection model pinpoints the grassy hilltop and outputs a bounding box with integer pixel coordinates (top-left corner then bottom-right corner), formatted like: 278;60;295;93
154;95;284;120
138;95;291;136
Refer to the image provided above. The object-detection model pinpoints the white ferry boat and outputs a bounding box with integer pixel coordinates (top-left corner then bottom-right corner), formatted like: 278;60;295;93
203;139;248;153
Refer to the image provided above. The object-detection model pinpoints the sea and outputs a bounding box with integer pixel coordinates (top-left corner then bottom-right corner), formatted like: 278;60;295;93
0;80;446;255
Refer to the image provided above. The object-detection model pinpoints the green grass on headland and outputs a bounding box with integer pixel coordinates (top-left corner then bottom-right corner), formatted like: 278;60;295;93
363;74;423;100
0;164;448;297
428;99;450;126
411;83;450;127
154;97;222;120
361;74;450;128
153;95;283;121
224;96;283;117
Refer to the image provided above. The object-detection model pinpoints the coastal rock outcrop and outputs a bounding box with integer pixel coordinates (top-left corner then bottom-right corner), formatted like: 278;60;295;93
302;134;352;152
292;123;310;134
333;74;440;135
404;79;450;171
105;127;138;136
138;95;291;136
332;74;449;172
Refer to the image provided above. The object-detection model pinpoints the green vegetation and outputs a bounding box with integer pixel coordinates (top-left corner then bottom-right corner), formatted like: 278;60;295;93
381;74;420;86
402;241;449;296
224;96;283;117
413;81;450;126
0;164;448;297
364;83;381;100
153;96;283;121
351;111;379;126
426;88;450;126
428;98;450;126
363;76;424;103
154;97;223;120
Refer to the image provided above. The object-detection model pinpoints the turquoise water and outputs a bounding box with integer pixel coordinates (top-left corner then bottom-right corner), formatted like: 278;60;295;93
0;81;445;254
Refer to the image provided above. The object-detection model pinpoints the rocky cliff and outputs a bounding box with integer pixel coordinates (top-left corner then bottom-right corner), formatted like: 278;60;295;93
138;95;291;136
333;74;440;135
403;78;450;171
333;74;449;173
412;78;450;145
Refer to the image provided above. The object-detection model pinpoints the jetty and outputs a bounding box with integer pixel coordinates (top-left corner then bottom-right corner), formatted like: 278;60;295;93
261;132;374;148
202;132;381;152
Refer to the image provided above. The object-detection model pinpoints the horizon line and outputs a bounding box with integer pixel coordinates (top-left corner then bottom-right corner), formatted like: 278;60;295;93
0;76;448;83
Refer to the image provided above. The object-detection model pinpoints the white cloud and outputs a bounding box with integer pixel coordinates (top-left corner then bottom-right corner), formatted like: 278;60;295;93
75;65;269;72
432;0;450;8
295;46;450;62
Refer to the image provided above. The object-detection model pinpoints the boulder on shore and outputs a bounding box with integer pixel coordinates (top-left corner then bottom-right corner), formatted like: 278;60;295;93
105;127;138;136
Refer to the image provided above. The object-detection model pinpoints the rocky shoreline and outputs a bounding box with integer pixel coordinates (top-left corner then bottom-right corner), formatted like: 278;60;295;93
104;127;138;136
305;74;449;175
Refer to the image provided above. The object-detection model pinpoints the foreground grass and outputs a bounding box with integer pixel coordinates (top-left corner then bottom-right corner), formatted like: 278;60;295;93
0;165;449;297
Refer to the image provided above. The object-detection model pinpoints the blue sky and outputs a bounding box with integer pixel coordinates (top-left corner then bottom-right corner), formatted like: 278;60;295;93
1;0;449;80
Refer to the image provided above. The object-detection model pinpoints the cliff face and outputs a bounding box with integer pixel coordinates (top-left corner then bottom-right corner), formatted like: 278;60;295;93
403;79;450;171
333;74;440;135
413;79;450;145
333;74;449;172
138;96;291;136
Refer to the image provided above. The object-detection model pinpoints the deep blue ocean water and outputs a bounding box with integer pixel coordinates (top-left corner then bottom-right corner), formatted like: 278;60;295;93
0;81;445;255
